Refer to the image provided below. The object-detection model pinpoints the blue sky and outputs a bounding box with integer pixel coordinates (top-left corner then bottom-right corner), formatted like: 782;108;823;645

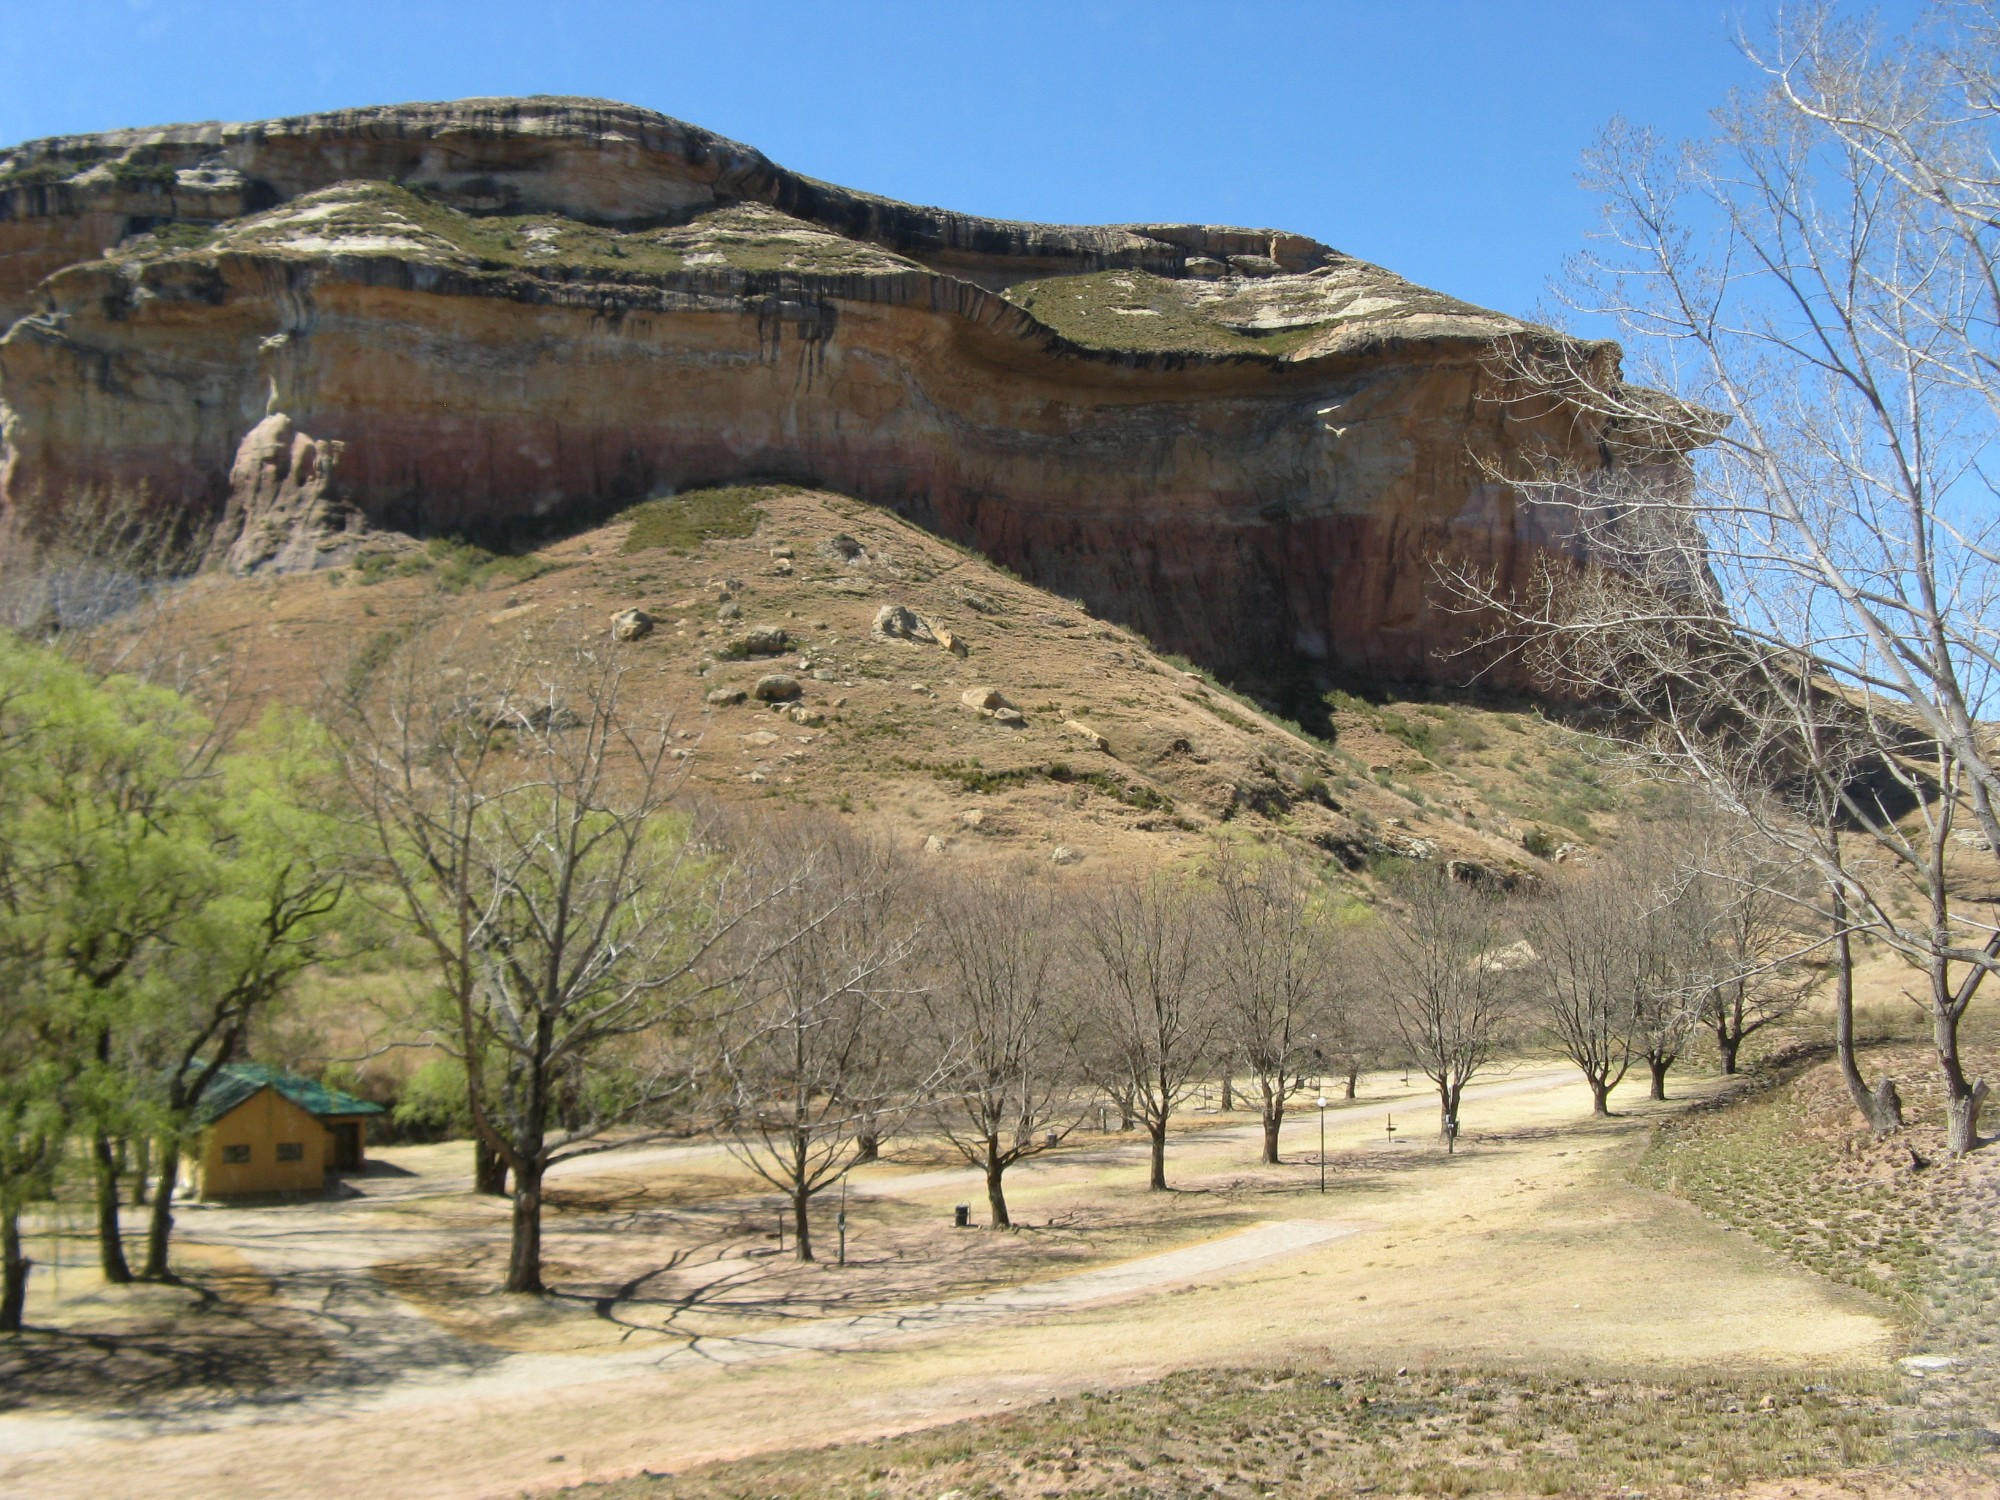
0;1;1923;329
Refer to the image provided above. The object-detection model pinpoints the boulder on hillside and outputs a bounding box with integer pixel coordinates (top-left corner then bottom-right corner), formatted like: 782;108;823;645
753;673;802;702
724;625;790;657
610;608;656;641
961;686;1012;712
820;533;864;562
705;686;747;706
873;604;934;644
1063;719;1110;752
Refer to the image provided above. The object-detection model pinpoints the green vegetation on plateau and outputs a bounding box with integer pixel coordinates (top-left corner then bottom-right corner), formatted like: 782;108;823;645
1006;270;1323;357
619;485;775;555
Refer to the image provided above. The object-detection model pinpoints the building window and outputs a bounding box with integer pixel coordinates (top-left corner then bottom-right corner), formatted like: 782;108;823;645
222;1144;251;1164
276;1142;304;1163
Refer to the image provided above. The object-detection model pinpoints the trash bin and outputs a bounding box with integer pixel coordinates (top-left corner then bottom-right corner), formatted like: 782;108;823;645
954;1203;970;1228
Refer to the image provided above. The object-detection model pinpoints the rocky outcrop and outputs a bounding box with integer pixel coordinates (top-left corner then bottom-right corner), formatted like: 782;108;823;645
219;413;359;573
0;99;1696;688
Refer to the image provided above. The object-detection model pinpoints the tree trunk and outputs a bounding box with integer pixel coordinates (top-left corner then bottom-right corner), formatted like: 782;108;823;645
1832;908;1901;1136
504;1160;545;1294
1586;1076;1610;1116
92;1132;132;1284
1345;1063;1359;1101
985;1137;1010;1230
1439;1083;1464;1144
131;1136;150;1207
854;1130;879;1165
1148;1123;1168;1191
792;1187;815;1262
1220;1075;1234;1111
1261;1109;1281;1166
141;1142;181;1281
1118;1093;1135;1131
1946;1079;1988;1158
1649;1057;1670;1102
1938;1000;1986;1156
1;1207;27;1333
1717;1029;1742;1076
474;1138;509;1196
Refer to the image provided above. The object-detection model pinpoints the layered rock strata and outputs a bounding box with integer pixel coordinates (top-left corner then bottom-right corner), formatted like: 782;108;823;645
0;98;1686;683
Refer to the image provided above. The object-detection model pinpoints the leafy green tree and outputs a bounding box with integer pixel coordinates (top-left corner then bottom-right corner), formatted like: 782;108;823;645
137;711;347;1279
0;633;213;1284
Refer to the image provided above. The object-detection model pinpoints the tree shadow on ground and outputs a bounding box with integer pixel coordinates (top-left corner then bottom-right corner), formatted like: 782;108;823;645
0;1261;504;1419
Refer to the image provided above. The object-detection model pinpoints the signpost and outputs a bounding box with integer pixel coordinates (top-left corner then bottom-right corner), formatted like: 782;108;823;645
1316;1094;1329;1193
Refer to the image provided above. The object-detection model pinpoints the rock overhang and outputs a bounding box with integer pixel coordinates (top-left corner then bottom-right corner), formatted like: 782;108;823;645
0;97;1699;690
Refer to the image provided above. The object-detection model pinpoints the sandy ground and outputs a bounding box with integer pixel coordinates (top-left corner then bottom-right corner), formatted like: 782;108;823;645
0;1065;1897;1500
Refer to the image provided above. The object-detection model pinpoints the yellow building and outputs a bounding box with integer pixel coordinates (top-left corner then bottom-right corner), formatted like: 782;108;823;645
190;1064;384;1200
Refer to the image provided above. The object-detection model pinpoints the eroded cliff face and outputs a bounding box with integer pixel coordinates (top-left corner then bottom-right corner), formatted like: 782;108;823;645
0;99;1680;685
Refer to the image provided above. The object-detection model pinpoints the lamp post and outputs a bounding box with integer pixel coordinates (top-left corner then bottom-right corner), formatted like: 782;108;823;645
1315;1094;1329;1194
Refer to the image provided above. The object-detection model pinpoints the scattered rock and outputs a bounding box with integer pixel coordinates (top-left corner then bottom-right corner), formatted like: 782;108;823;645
609;608;655;642
1062;719;1110;752
769;544;795;560
1050;845;1082;866
820;533;864;562
923;834;948;856
753;674;802;702
771;558;793;576
993;707;1025;726
741;730;780;749
787;705;826;727
484;699;580;733
961;686;1013;712
717;600;742;622
957;809;986;830
725;625;790;657
705;686;747;707
874;603;935;644
934;626;969;657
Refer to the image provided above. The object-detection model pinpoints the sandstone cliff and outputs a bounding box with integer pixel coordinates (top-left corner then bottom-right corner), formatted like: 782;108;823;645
0;97;1687;686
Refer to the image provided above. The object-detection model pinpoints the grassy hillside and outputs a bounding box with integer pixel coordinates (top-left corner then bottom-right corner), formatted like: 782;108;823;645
146;484;1629;884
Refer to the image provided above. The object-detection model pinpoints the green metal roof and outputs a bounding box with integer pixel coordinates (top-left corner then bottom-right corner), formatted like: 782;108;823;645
192;1063;385;1127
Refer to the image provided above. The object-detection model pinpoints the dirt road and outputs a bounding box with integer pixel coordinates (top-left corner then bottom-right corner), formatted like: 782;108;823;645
0;1066;1895;1500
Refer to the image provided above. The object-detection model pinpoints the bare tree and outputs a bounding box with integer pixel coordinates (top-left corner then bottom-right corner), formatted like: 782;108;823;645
718;819;923;1261
1072;876;1218;1191
1526;865;1640;1116
1367;867;1519;1141
1457;6;2000;1153
1206;848;1345;1163
334;630;746;1293
915;872;1075;1228
1671;819;1815;1080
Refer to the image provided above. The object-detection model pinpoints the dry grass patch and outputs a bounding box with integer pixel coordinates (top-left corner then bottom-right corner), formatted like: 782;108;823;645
1638;1039;2000;1457
567;1364;1901;1500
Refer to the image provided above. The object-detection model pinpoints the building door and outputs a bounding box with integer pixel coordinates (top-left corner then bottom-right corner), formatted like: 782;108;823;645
329;1122;363;1171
